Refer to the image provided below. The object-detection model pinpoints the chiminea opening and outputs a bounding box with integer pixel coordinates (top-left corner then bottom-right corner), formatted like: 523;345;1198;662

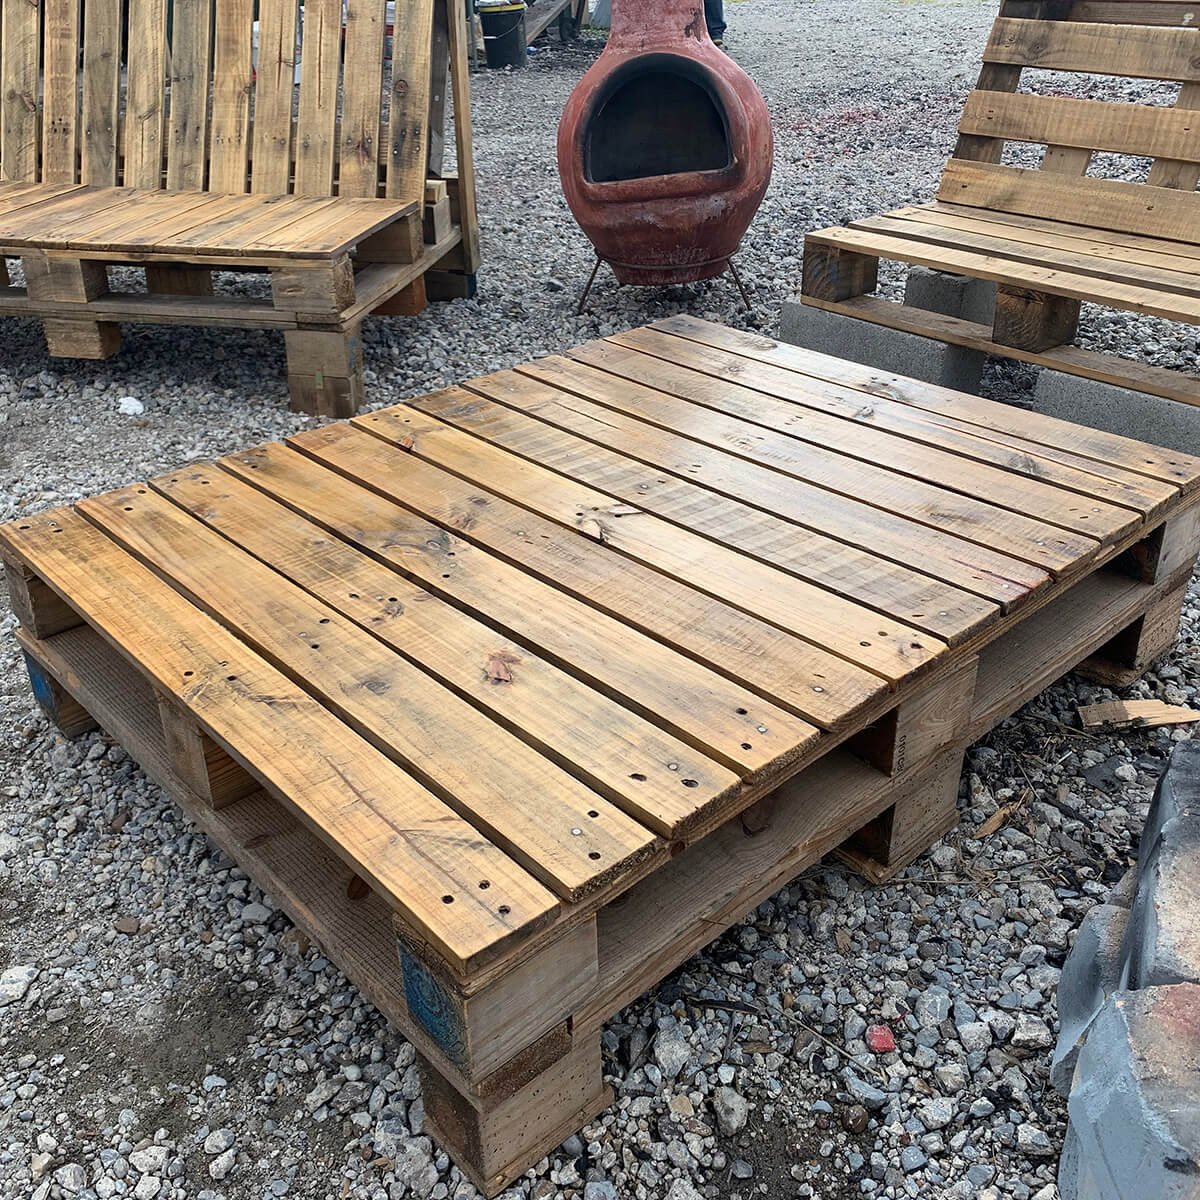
584;55;732;184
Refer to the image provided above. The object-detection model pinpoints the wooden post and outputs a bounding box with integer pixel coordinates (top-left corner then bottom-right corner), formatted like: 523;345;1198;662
838;657;977;881
846;655;978;779
372;276;428;317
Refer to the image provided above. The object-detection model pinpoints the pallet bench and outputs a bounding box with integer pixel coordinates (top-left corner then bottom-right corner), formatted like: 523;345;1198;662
4;317;1200;1195
0;0;481;416
801;0;1200;408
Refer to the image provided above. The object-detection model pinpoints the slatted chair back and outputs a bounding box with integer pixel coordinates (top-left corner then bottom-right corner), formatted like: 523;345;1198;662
938;0;1200;242
0;0;434;206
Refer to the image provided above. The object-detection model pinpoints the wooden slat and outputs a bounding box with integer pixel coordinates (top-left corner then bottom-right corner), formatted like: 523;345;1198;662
1067;1;1200;26
152;464;745;840
81;485;660;902
651;315;1200;488
851;213;1200;303
240;196;409;254
1147;80;1200;190
338;0;387;197
0;508;559;975
209;0;255;193
510;358;1050;607
222;438;830;761
809;220;1200;322
2;186;142;246
124;0;169;187
806;292;1200;412
166;0;215;190
416;384;1002;645
610;325;1170;520
895;203;1200;276
362;399;950;685
250;0;299;193
960;91;1200;162
567;338;1117;565
386;0;435;206
41;0;81;184
651;313;1198;497
292;0;343;196
939;158;1200;240
81;0;123;185
62;192;260;253
983;17;1200;80
1;0;41;182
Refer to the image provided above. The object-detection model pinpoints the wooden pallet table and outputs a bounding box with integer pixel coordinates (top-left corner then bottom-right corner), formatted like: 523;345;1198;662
4;317;1200;1195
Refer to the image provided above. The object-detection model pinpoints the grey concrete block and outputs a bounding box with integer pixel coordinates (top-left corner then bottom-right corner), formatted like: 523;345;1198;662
1138;741;1200;877
1059;984;1200;1200
1050;902;1130;1096
1123;811;1200;991
904;266;997;327
1033;369;1200;456
778;299;985;393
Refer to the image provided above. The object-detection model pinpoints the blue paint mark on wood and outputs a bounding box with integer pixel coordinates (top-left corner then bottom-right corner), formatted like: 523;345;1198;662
398;940;468;1068
24;652;60;719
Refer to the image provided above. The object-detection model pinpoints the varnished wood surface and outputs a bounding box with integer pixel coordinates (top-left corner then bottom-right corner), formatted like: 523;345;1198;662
4;319;1199;973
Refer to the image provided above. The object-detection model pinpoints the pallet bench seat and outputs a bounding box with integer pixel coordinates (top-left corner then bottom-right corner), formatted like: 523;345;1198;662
4;317;1200;1195
801;0;1200;408
0;0;481;415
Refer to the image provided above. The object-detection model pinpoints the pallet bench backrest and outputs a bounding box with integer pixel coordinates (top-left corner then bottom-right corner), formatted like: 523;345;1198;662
939;0;1200;242
0;0;433;205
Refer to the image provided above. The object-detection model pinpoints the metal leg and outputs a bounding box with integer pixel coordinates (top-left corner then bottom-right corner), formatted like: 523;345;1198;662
577;256;603;315
727;257;752;311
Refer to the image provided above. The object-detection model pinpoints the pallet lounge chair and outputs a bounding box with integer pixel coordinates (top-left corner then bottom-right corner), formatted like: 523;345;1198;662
0;0;480;416
800;0;1200;408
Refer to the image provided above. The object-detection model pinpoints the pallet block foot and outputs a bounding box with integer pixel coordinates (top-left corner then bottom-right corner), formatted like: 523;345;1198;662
1077;579;1190;688
22;254;122;359
145;264;215;296
836;749;964;882
22;650;98;738
372;276;428;317
284;325;365;417
993;284;1081;353
157;694;257;809
802;242;879;303
420;1036;610;1198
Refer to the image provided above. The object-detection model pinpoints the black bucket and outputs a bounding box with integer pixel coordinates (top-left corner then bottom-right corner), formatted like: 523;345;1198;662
480;2;526;68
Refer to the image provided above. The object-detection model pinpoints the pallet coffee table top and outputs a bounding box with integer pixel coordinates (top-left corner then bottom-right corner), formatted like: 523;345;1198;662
4;317;1199;979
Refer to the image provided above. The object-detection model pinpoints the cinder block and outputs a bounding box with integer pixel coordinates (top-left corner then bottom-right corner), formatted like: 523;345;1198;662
1033;369;1200;456
1050;902;1130;1095
904;266;997;327
1119;741;1200;992
1059;984;1200;1200
779;299;985;393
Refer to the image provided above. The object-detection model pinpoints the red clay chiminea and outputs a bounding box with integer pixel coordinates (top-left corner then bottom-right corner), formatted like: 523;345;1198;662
557;0;773;293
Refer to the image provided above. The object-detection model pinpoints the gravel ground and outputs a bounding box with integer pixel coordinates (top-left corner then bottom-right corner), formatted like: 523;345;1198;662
2;2;1199;1198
